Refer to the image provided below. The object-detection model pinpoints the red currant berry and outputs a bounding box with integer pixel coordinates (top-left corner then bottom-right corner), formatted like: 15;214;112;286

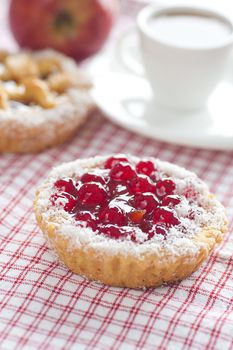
155;224;168;236
54;178;77;196
100;225;127;239
81;173;105;185
153;207;180;227
161;195;181;207
147;225;167;241
75;211;97;230
133;192;159;212
78;183;107;207
105;156;129;169
110;163;136;182
129;175;155;194
99;206;127;226
50;192;77;213
136;160;155;176
140;220;153;233
107;182;128;196
155;179;176;198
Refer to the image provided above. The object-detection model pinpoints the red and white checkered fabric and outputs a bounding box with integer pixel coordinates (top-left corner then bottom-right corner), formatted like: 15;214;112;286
1;1;233;349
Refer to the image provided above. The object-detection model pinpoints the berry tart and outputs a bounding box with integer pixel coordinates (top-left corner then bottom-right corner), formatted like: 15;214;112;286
34;155;227;288
0;49;93;153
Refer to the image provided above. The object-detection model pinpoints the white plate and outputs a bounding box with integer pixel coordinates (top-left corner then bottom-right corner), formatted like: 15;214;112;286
88;28;233;150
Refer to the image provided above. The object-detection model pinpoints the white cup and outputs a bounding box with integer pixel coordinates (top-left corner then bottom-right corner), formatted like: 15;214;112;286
137;5;233;110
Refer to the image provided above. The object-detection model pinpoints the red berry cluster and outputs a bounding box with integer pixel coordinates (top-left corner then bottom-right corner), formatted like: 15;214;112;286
50;156;181;242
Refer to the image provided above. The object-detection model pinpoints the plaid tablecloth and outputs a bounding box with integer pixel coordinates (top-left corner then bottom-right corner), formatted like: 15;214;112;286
1;1;233;349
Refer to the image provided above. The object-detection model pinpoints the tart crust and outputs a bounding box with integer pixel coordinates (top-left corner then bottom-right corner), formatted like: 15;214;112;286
34;156;228;288
0;50;94;153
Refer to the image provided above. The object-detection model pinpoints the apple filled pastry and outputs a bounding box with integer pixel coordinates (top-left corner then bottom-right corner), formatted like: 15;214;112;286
0;49;93;153
34;154;227;288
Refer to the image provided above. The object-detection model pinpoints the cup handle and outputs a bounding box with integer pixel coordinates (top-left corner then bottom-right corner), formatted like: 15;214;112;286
115;26;145;77
115;2;164;76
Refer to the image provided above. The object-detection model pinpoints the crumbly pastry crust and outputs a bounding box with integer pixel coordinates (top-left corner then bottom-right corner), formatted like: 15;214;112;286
0;49;94;153
34;155;228;288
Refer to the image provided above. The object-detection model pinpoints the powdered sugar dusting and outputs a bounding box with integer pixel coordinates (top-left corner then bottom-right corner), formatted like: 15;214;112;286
36;155;227;259
0;90;91;125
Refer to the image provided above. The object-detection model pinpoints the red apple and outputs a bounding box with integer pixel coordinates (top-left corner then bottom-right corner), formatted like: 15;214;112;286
9;0;119;61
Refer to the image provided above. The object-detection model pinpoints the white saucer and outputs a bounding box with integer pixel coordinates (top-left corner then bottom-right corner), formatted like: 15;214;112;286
88;28;233;150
